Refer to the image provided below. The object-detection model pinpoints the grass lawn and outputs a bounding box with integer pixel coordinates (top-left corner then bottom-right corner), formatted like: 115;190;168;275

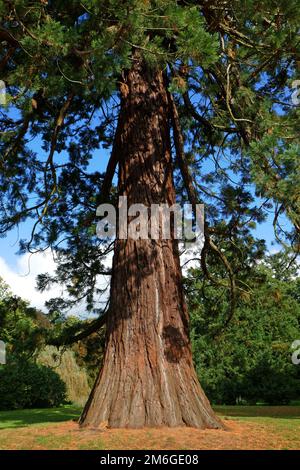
0;405;81;430
0;405;299;450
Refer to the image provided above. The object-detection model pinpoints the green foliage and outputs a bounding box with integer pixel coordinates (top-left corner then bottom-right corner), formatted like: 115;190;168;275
0;278;47;358
0;360;66;410
249;137;300;238
188;250;300;405
171;6;218;65
38;346;91;406
0;0;299;314
0;278;104;406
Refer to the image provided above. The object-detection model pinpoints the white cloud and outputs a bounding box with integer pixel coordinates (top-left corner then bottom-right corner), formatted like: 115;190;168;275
0;249;113;315
0;250;63;311
180;238;204;274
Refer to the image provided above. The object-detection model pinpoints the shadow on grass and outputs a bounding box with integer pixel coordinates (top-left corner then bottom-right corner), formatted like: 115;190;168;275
214;405;300;420
0;405;82;429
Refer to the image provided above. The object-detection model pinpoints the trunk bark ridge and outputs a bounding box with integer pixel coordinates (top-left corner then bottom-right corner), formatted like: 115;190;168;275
79;57;223;429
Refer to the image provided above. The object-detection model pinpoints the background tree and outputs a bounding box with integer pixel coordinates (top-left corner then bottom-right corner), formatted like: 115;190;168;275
186;248;300;405
0;0;299;427
0;360;66;410
0;277;47;357
0;276;103;407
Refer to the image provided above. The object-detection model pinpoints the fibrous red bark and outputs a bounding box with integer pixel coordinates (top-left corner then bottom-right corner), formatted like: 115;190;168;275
79;56;223;429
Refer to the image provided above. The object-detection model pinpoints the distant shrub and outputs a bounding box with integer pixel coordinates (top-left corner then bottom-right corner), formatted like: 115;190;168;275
238;360;300;405
38;346;91;406
0;360;66;410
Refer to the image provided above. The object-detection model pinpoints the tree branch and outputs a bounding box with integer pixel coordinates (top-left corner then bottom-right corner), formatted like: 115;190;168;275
100;111;123;200
169;91;237;327
48;312;108;347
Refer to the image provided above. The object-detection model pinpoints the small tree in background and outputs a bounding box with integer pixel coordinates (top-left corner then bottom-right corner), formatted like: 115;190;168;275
187;250;300;405
0;359;66;410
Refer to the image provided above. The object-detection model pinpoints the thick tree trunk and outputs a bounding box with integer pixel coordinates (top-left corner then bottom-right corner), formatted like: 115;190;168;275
79;56;222;429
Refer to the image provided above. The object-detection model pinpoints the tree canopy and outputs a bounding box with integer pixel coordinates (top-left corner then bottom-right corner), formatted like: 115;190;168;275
0;0;299;329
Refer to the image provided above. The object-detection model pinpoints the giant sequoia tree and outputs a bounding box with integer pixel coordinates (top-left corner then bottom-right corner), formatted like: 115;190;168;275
0;0;299;428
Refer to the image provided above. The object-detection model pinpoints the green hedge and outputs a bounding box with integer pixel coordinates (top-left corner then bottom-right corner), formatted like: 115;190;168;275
0;361;66;410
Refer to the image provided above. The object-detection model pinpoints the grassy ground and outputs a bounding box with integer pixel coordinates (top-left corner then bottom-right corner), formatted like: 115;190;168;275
0;405;299;450
0;405;81;430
